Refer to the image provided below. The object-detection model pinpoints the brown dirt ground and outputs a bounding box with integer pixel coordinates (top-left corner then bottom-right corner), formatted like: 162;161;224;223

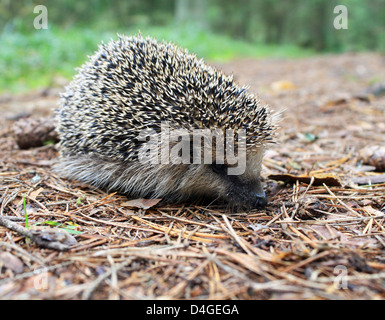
0;52;385;300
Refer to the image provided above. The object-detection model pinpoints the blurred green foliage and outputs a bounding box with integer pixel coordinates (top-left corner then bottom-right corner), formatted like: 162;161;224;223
0;0;384;93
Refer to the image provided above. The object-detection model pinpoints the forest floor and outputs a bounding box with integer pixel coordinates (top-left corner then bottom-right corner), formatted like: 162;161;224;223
0;52;385;300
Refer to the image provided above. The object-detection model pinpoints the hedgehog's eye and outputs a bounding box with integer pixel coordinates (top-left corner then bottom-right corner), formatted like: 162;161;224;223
211;163;228;175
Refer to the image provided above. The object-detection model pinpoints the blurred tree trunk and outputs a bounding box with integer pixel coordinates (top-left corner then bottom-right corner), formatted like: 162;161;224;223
175;0;207;29
309;0;329;51
175;0;188;24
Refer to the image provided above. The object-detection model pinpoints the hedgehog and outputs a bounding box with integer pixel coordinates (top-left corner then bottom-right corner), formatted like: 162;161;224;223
54;34;278;209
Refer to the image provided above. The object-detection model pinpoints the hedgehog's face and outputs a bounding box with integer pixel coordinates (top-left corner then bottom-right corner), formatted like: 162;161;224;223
177;147;267;210
214;148;267;209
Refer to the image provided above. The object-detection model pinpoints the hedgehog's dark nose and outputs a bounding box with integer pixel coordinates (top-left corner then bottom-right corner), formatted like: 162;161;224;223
253;194;268;208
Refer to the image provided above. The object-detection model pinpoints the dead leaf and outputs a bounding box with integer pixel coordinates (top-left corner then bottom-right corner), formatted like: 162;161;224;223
30;187;45;200
322;92;372;109
120;198;162;209
0;252;24;273
358;145;385;172
362;206;384;216
271;80;297;91
268;173;342;186
307;224;341;240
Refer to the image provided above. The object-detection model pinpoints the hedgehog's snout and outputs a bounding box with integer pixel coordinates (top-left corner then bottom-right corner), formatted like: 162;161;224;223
252;191;268;209
234;185;267;209
219;173;268;210
225;185;268;210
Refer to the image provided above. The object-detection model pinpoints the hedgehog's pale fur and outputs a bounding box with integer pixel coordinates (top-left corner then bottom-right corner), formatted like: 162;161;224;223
55;34;278;208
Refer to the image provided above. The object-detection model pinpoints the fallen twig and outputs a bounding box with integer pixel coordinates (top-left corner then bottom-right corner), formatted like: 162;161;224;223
0;215;74;251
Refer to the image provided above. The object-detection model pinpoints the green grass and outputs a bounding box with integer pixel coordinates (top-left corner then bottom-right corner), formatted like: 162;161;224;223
23;195;29;229
0;25;315;93
35;221;83;235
